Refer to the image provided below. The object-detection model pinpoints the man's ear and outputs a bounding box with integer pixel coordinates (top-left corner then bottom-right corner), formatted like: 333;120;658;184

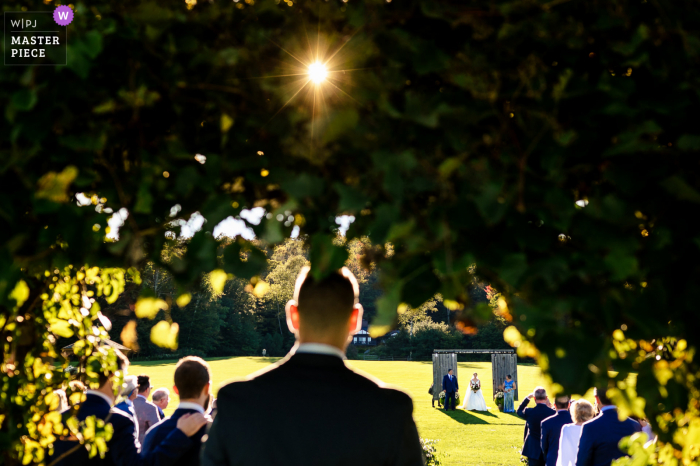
349;303;364;334
173;385;180;396
286;300;300;333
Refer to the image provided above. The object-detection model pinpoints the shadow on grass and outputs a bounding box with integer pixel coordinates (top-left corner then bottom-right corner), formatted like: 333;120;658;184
436;408;502;425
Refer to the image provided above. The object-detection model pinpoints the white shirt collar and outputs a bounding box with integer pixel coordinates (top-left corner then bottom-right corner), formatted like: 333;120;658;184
601;405;617;412
177;402;204;413
292;343;346;360
87;390;113;407
137;394;147;400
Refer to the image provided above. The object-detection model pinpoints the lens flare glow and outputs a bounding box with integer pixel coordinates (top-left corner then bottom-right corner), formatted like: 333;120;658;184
308;62;328;84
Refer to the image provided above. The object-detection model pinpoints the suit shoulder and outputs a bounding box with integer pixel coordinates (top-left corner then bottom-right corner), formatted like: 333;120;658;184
108;407;135;428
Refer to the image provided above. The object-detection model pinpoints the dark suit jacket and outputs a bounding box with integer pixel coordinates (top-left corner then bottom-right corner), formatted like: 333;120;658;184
50;393;193;466
576;408;642;466
442;374;458;393
201;353;424;466
142;408;209;466
540;410;572;466
517;398;555;460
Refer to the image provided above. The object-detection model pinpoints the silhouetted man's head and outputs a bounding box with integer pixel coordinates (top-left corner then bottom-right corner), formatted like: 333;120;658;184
286;266;363;349
554;395;570;410
594;387;613;406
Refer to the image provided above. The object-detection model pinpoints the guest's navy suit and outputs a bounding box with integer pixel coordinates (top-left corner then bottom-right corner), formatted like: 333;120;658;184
576;407;642;466
517;398;555;466
50;393;192;466
201;352;423;466
442;374;458;411
540;410;572;466
142;407;209;466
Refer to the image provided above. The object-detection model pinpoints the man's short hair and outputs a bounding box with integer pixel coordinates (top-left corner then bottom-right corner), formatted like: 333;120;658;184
152;387;170;402
98;349;129;387
174;356;211;399
571;399;595;423
294;267;359;331
533;387;547;401
554;395;570;409
595;386;612;405
448;369;453;372
137;374;151;394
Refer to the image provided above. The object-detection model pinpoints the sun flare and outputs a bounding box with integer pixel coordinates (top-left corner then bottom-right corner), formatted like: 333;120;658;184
308;62;328;84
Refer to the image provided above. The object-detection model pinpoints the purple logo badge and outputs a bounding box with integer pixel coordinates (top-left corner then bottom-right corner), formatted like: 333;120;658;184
53;5;74;26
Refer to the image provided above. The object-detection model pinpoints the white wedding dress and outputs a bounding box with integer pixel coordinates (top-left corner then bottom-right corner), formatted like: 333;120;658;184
461;378;489;411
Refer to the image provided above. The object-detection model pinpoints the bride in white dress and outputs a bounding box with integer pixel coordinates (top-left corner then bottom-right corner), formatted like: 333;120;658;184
460;372;489;411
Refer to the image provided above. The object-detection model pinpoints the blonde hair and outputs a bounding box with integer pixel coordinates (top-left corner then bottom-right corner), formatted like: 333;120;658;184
571;399;595;424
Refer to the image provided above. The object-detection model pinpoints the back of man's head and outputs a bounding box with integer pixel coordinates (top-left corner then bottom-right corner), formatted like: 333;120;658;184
152;387;170;403
98;349;129;388
174;356;212;400
137;374;151;394
533;387;547;401
595;387;613;406
554;395;570;410
295;267;359;332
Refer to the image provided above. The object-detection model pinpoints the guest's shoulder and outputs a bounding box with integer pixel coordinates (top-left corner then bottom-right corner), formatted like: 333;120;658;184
109;406;136;429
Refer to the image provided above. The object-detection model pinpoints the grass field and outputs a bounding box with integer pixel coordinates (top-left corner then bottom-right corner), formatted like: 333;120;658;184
130;357;577;466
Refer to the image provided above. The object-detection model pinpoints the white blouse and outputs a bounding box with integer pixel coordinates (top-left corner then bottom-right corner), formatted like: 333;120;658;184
556;423;583;466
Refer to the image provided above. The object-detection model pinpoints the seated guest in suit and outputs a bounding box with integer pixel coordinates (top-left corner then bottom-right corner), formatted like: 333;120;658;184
49;349;207;466
540;395;572;466
115;375;139;419
557;399;595;466
142;357;212;466
576;387;642;466
151;388;170;420
517;387;555;466
202;266;424;466
134;375;161;446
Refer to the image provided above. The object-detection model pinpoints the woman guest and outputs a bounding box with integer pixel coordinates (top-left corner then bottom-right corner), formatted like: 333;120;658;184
556;399;595;466
503;375;516;413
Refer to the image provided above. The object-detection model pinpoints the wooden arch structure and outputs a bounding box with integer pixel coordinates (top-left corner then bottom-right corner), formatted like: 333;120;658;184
432;349;519;402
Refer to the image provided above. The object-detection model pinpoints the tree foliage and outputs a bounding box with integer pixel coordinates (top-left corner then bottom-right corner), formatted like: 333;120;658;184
2;0;700;463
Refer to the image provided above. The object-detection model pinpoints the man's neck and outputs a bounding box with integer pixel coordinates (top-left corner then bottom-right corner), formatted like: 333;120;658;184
179;398;204;409
88;387;114;405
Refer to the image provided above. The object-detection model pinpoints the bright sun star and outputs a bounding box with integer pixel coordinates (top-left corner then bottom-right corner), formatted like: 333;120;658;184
308;62;328;84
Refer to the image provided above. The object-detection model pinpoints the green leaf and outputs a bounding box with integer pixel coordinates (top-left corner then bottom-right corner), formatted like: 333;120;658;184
35;166;78;203
9;280;30;308
308;235;349;280
134;297;168;319
150;321;178;349
11;89;37;111
49;319;74;338
660;176;700;204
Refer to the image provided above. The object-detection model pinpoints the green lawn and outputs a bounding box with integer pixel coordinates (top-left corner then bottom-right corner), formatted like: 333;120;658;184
130;357;585;466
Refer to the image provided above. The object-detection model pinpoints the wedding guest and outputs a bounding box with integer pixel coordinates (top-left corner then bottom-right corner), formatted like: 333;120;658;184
201;266;423;466
49;349;207;466
152;387;170;420
142;357;212;466
134;374;161;445
115;375;139;420
556;399;594;466
503;375;516;413
517;387;555;466
541;395;572;466
576;387;642;466
429;382;435;408
442;369;458;411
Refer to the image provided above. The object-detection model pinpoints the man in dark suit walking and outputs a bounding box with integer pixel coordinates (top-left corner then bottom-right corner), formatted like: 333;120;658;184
201;267;424;466
50;349;207;466
142;357;212;466
576;387;642;466
517;387;555;466
540;395;572;466
441;369;458;411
